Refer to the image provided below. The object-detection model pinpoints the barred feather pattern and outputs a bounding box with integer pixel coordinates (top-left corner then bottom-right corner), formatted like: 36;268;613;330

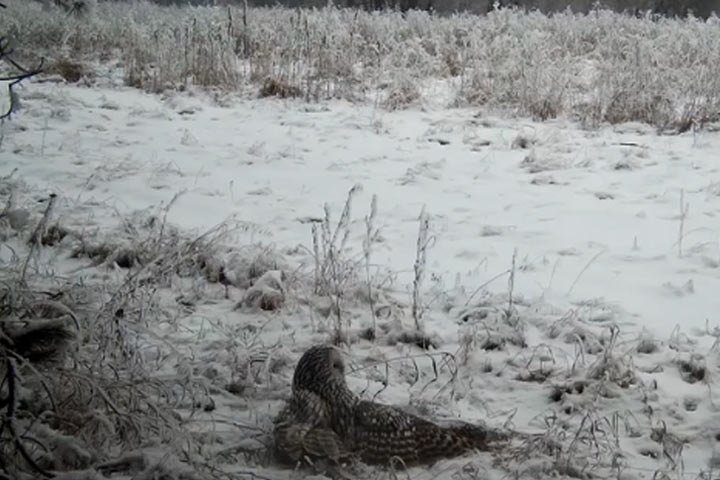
273;345;508;468
273;388;352;464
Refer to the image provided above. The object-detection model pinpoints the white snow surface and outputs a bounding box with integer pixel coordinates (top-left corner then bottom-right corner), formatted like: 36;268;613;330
4;77;720;479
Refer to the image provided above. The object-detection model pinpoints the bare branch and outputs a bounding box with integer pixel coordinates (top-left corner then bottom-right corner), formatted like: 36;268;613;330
0;36;45;120
3;359;54;478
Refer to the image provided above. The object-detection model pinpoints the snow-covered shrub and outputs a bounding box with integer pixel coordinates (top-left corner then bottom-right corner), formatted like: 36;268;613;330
2;3;720;123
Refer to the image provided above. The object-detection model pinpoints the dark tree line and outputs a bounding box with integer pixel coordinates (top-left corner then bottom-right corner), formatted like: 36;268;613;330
493;0;719;18
144;0;720;18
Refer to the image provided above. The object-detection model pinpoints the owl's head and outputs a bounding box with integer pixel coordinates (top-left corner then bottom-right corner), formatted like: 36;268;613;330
292;345;347;397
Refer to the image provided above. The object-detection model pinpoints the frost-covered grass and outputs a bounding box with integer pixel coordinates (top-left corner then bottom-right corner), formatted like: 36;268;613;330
3;1;720;128
0;179;249;478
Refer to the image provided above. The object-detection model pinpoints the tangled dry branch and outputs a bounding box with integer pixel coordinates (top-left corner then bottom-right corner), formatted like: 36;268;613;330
0;18;44;120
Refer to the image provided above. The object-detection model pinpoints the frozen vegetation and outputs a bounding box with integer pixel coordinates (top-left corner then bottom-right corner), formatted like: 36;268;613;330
1;1;720;479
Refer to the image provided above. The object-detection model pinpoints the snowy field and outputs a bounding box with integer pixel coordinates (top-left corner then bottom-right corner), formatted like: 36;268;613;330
3;3;720;480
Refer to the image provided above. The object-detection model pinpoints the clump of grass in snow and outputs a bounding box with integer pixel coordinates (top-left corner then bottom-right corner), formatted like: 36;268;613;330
302;187;442;347
3;3;720;128
308;184;396;346
383;75;422;111
259;77;301;99
310;184;363;345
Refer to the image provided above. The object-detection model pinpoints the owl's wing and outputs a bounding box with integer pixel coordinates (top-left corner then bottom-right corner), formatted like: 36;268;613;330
352;400;492;467
352;400;437;465
354;400;420;430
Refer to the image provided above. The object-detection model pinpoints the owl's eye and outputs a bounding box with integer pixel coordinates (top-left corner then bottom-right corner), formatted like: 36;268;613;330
332;361;343;371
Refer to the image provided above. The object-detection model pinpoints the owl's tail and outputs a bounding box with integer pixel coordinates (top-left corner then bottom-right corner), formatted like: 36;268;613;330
451;421;511;450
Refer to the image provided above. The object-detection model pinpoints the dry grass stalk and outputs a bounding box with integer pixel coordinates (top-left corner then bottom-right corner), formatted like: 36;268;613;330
363;194;379;337
310;184;362;344
412;207;430;330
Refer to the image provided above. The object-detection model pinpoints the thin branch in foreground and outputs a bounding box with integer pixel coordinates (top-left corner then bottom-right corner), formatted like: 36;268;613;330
0;36;44;120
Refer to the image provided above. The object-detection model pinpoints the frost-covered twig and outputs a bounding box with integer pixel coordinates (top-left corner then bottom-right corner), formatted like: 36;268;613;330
465;269;511;307
363;194;379;337
567;248;606;296
412;206;430;330
507;248;517;317
677;189;689;258
0;35;44;120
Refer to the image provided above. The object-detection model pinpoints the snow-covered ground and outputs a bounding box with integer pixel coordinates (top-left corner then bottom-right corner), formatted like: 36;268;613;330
3;75;720;479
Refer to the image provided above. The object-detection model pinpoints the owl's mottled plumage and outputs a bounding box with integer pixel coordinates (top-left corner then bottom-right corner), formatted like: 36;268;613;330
273;388;351;464
272;346;356;465
273;345;508;468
